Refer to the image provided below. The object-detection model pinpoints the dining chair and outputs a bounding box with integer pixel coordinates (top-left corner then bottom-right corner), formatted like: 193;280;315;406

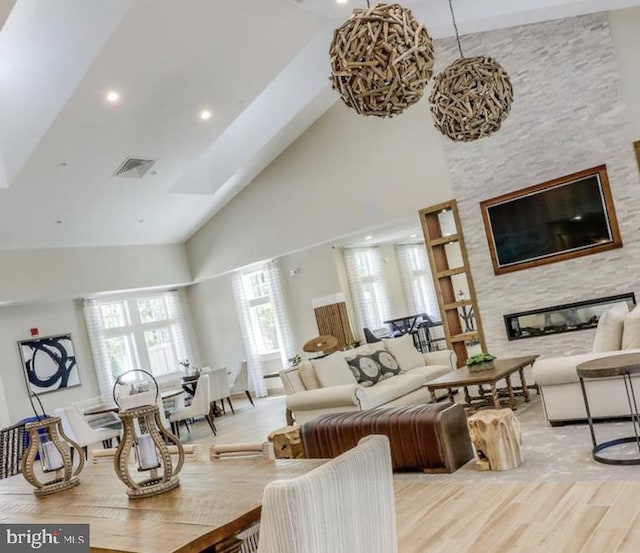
55;406;121;461
169;374;216;438
230;360;254;407
257;435;397;553
0;421;27;480
201;366;234;415
118;389;171;431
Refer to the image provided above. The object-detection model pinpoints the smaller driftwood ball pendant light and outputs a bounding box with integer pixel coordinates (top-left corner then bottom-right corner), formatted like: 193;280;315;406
112;370;185;499
21;393;84;496
429;0;513;142
329;2;434;117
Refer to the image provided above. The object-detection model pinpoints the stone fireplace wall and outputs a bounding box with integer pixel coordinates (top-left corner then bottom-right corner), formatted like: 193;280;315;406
436;14;640;359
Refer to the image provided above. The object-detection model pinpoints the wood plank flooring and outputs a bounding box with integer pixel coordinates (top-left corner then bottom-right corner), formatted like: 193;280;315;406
184;394;640;553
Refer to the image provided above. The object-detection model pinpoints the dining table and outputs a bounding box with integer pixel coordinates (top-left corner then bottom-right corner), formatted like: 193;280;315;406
0;450;325;553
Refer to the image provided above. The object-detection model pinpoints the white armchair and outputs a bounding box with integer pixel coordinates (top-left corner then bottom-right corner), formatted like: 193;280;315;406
169;374;216;438
55;406;121;461
257;435;397;553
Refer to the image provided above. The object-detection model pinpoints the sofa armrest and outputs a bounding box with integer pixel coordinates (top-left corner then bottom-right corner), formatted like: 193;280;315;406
423;349;456;371
285;385;364;412
533;349;640;386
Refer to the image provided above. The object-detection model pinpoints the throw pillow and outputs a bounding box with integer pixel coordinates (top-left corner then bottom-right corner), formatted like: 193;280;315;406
297;361;321;390
382;334;424;372
346;353;383;387
592;302;629;352
375;349;401;378
622;304;640;350
312;352;357;387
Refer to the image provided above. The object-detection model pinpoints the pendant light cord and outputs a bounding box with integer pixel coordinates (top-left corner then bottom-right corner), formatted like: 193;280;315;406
448;0;464;58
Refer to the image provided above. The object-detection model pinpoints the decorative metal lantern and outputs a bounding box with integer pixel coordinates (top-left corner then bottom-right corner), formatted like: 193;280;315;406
329;3;434;117
112;369;184;498
21;393;84;496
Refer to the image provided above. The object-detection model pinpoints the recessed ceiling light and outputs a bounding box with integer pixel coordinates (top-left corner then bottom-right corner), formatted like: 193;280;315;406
199;109;212;120
410;233;417;238
106;90;120;103
55;220;63;224
365;235;373;240
336;0;348;4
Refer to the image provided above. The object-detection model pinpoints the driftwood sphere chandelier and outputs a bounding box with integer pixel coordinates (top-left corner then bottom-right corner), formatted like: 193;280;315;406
329;3;434;117
430;56;513;142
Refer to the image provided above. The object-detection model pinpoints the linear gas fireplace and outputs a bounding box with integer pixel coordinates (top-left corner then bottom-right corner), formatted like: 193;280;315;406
504;293;636;341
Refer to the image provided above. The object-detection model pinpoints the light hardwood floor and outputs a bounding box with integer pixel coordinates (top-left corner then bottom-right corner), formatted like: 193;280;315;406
184;394;640;553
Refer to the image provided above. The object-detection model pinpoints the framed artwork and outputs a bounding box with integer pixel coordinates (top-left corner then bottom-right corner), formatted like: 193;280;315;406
480;165;622;275
18;333;80;395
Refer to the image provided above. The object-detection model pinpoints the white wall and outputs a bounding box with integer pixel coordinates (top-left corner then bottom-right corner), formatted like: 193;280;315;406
0;300;99;424
186;99;454;281
0;244;192;303
609;8;640;138
278;245;343;349
186;274;246;383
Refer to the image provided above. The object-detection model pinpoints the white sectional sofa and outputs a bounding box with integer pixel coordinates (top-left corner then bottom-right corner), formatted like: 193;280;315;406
533;349;640;425
533;301;640;425
279;335;456;425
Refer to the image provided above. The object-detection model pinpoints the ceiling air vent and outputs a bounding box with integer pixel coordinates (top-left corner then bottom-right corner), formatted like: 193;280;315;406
113;157;156;179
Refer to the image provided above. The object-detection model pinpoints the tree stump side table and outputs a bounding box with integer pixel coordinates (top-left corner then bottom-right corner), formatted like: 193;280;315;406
467;408;523;471
577;353;640;465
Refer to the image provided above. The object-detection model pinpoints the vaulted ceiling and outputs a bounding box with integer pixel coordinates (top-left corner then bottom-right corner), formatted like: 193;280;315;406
0;0;638;250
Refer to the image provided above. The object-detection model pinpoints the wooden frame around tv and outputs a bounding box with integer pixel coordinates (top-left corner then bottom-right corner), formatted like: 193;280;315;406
635;141;640;173
480;165;622;275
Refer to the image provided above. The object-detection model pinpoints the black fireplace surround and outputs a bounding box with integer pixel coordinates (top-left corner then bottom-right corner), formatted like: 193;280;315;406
504;293;636;341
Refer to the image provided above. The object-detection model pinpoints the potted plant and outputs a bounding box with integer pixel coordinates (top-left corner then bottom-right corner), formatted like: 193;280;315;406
465;352;496;372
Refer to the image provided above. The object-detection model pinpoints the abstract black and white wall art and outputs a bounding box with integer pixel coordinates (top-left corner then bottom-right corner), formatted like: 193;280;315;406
18;334;80;394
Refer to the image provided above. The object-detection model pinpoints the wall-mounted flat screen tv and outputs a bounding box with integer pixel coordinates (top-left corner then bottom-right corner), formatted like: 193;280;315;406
480;165;622;275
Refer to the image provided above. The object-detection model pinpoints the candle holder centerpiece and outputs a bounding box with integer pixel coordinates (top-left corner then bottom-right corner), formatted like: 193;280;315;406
112;369;185;499
21;393;84;496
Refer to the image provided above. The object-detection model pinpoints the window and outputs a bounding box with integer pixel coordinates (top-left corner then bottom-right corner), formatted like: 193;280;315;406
232;261;294;398
242;270;279;355
396;243;440;320
84;290;194;396
344;247;392;337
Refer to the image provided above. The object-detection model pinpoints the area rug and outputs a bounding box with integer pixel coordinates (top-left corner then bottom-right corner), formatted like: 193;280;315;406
396;393;640;482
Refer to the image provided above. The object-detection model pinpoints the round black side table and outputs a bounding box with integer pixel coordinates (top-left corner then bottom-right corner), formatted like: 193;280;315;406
576;353;640;465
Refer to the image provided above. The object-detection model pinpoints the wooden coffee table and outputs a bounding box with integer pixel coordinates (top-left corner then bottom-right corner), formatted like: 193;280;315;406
426;355;538;410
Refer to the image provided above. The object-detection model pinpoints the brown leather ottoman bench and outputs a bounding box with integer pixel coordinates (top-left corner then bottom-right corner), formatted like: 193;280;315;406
301;403;473;473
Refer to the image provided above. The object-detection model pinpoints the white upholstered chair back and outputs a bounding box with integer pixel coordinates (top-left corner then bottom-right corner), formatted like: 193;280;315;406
54;406;120;449
257;435;397;553
231;361;249;393
201;366;230;402
169;374;211;423
118;389;170;430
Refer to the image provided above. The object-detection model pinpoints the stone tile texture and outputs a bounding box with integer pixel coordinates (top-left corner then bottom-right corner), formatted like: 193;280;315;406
435;14;640;360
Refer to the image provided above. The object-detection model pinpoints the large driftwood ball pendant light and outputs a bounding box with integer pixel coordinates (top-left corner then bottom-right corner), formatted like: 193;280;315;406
430;0;513;142
329;3;434;117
